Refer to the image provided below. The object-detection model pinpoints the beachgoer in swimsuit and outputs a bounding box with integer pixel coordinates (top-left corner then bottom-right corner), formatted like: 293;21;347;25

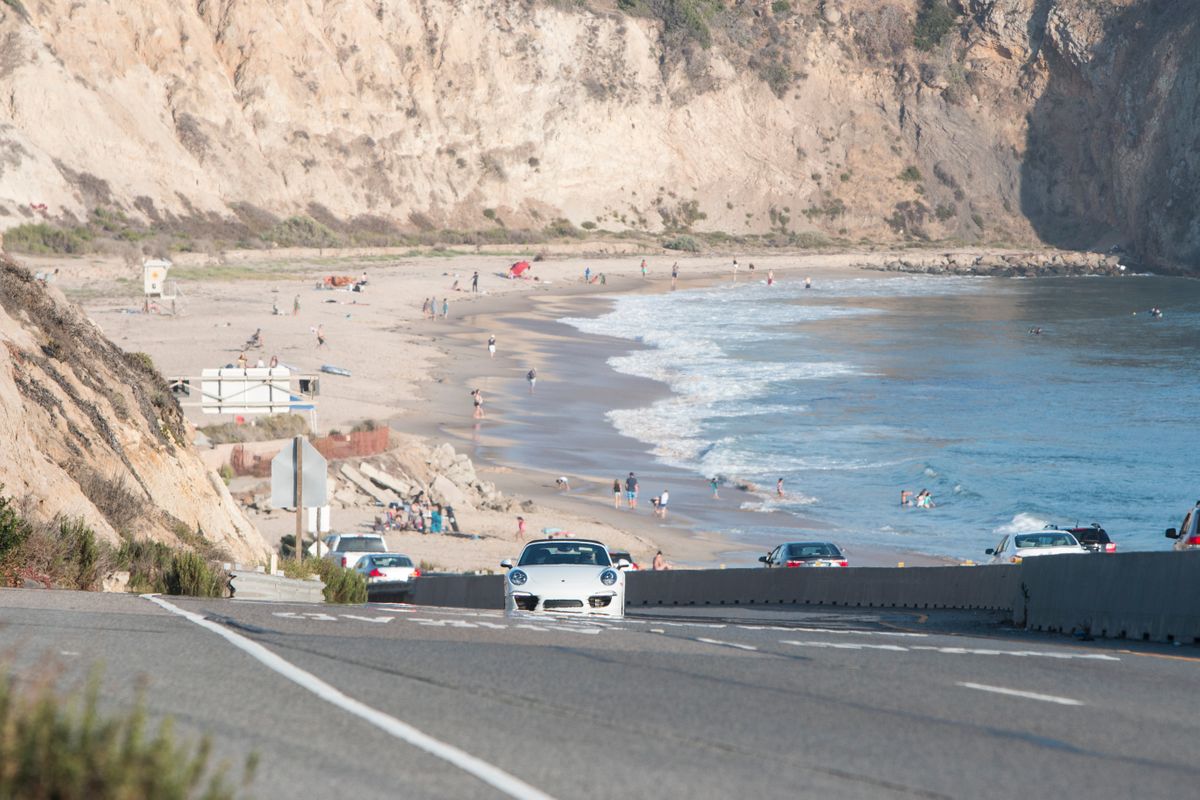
659;489;669;519
472;271;479;293
626;472;638;509
641;259;648;279
488;335;496;358
671;262;679;290
472;388;484;419
527;368;537;392
613;479;622;509
516;516;526;540
710;477;719;499
777;478;784;497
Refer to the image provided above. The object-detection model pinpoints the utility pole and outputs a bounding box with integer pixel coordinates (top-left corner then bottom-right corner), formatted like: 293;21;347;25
293;435;303;563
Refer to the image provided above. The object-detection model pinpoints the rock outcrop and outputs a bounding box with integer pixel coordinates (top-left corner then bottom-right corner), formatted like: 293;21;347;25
0;1;1194;272
0;255;267;562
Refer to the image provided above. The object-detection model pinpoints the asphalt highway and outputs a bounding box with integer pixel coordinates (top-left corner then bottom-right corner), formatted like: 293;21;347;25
2;589;1198;799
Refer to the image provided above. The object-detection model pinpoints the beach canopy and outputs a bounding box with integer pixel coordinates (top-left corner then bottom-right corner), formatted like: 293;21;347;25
510;261;530;276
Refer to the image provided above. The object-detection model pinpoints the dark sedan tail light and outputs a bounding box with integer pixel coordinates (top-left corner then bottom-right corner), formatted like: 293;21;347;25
837;561;848;567
1187;536;1200;546
1104;543;1117;553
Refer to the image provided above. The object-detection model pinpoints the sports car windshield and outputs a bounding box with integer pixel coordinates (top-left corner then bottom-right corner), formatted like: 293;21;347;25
1014;533;1077;548
518;542;611;567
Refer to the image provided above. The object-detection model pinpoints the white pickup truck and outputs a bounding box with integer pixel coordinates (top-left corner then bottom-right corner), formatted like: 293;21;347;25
323;533;388;569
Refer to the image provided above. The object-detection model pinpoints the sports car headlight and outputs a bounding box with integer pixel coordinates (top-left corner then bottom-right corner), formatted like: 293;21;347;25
509;569;528;586
600;569;618;586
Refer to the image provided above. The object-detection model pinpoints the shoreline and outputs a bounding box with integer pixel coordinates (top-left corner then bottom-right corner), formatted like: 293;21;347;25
395;257;959;568
54;245;1125;570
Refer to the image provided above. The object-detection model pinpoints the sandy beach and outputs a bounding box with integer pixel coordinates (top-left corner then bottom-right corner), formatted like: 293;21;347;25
32;244;979;571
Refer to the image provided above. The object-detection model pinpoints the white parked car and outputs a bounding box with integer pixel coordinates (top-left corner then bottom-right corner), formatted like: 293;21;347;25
985;531;1087;564
501;539;628;618
352;553;421;584
323;533;387;569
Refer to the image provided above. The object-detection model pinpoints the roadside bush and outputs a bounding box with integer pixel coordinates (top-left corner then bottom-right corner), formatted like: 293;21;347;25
165;550;228;597
277;556;366;603
899;166;923;182
199;413;309;444
119;539;176;593
0;670;253;799
663;234;700;252
0;490;34;575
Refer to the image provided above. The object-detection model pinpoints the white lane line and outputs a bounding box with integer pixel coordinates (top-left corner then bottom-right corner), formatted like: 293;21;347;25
786;627;928;638
957;682;1084;706
144;595;557;800
340;615;394;624
695;637;758;652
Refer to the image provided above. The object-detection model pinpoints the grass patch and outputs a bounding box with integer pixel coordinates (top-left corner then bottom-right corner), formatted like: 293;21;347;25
118;539;228;597
2;223;93;254
0;669;254;798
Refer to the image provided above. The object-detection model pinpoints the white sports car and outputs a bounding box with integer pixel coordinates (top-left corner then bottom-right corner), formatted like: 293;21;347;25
501;539;628;618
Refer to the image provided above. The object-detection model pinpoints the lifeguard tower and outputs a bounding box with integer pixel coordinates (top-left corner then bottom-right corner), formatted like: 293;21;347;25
143;258;180;314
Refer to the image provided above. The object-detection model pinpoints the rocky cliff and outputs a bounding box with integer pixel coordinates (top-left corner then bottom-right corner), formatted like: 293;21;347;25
0;255;267;562
0;0;1195;271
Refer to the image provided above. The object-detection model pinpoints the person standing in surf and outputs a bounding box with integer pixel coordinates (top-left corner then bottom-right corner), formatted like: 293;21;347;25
527;367;537;393
488;334;496;358
626;472;639;509
776;478;784;497
671;262;679;290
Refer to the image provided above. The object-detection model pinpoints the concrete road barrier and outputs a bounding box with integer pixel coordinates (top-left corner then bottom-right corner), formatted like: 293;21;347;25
1017;551;1200;644
400;554;1200;643
230;571;325;603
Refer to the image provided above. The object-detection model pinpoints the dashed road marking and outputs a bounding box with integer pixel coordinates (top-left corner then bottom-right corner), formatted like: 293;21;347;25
695;637;759;652
780;640;1119;661
340;615;394;624
958;682;1083;706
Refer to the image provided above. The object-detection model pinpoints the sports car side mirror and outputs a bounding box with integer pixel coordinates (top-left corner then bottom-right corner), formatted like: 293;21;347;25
500;559;513;568
985;548;994;555
1165;528;1178;539
616;559;631;569
758;555;769;563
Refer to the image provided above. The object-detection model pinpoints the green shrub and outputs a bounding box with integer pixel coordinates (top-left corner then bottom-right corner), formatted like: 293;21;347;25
218;464;234;485
312;558;368;604
165;551;227;597
914;0;956;51
0;670;253;799
119;539;176;593
543;218;582;239
771;0;791;14
663;234;700;252
266;216;341;248
0;490;33;574
3;223;93;254
899;166;923;182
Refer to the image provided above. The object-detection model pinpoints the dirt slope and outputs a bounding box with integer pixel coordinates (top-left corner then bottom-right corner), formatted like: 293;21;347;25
0;255;267;562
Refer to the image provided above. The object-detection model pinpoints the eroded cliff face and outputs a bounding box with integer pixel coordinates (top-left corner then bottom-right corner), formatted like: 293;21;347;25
0;257;267;562
0;0;1195;271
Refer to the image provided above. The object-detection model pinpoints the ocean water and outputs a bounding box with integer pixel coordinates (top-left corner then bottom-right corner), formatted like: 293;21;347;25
561;273;1200;559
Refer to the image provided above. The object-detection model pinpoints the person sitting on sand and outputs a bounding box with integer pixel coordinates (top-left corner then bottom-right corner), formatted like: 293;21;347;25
652;551;671;571
236;352;248;369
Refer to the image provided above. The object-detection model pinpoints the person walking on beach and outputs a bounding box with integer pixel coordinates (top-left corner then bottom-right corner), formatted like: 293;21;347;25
488;334;496;358
584;266;591;284
671;262;679;290
640;259;648;279
421;297;430;319
293;294;300;315
471;271;479;293
710;477;719;499
767;269;775;286
471;388;484;419
732;259;739;281
442;298;449;319
316;325;326;348
805;276;812;290
626;472;638;509
516;515;526;540
613;478;622;509
527;367;537;393
776;477;784;497
658;488;670;519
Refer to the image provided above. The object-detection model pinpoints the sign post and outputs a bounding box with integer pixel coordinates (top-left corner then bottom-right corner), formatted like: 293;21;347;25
270;437;328;562
294;437;303;563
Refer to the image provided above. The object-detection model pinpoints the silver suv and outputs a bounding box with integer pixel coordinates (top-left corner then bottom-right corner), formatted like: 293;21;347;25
1164;501;1200;550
